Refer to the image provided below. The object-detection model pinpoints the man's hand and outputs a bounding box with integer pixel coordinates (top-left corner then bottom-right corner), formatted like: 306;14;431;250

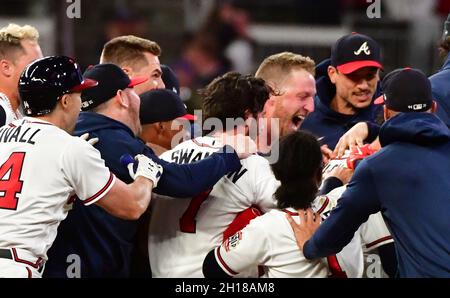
129;154;163;188
333;122;369;158
286;208;321;252
321;144;335;164
217;133;257;159
79;133;99;146
323;167;354;185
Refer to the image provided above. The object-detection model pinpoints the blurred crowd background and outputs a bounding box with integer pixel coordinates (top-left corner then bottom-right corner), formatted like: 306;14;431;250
1;0;449;111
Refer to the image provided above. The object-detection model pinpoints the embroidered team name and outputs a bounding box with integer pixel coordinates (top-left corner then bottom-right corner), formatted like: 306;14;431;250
0;126;40;144
354;42;371;55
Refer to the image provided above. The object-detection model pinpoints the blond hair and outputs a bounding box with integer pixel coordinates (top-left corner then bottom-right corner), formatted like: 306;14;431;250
255;52;315;89
0;23;39;60
100;35;161;71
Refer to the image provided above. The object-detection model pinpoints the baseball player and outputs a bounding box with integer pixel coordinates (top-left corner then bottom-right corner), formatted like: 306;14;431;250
0;24;43;126
0;56;162;278
203;134;393;278
148;72;279;277
202;131;333;277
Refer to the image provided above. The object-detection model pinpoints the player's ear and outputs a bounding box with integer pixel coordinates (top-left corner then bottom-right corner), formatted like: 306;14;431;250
116;89;129;108
328;66;338;84
263;96;276;116
157;122;165;134
60;94;70;108
0;59;13;77
121;66;133;77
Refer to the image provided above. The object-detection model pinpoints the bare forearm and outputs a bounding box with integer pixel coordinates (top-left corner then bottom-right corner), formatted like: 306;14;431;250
127;177;153;219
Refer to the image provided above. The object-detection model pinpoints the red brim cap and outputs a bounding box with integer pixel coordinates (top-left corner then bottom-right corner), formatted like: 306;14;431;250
70;78;98;92
180;114;197;121
128;76;148;87
374;94;385;105
337;60;383;74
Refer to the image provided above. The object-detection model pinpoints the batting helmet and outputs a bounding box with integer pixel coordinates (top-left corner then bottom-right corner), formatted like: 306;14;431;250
19;56;98;116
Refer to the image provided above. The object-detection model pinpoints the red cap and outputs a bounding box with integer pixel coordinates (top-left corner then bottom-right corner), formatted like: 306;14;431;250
337;60;383;75
180;114;197;121
374;94;385;105
70;78;98;93
128;76;148;88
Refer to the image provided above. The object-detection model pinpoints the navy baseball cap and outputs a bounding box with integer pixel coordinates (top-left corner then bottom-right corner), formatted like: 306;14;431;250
161;65;180;95
331;33;383;74
140;89;196;125
374;68;433;112
81;63;148;111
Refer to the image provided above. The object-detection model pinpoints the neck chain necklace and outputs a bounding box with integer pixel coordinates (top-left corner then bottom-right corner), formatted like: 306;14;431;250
0;92;22;120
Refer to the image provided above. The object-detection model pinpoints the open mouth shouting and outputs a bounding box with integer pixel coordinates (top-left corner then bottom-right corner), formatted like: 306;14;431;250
291;114;305;130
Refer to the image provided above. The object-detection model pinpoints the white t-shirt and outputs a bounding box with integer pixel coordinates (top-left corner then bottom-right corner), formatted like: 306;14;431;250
148;136;278;277
0;117;115;260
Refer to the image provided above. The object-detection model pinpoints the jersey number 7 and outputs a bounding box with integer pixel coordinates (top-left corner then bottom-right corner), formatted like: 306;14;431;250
0;152;25;210
179;189;212;233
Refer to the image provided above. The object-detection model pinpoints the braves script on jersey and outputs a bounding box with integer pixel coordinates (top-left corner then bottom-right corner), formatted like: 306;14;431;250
0;118;115;275
148;136;278;277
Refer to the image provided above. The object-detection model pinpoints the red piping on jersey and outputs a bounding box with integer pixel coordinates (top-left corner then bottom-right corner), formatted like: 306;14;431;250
215;247;238;276
26;267;32;278
281;209;299;216
192;139;223;149
327;255;347;278
316;197;330;214
83;173;114;205
8;123;16;127
365;235;393;249
11;248;43;269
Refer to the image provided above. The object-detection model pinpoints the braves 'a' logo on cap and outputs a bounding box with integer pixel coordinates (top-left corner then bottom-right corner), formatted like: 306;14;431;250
354;42;371;56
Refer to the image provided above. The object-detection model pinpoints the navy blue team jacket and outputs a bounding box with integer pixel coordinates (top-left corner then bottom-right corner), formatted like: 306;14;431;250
44;112;241;278
301;59;382;149
429;53;450;128
303;113;450;277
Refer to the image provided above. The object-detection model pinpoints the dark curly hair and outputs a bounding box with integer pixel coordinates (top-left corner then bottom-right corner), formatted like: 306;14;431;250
271;131;323;210
199;71;273;134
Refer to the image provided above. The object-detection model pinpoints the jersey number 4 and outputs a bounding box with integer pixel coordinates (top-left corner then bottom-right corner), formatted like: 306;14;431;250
0;152;25;210
179;189;212;233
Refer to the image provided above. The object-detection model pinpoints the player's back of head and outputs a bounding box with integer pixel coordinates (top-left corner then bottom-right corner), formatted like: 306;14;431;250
0;23;39;61
255;52;315;90
271;131;323;210
100;35;161;71
200;71;273;134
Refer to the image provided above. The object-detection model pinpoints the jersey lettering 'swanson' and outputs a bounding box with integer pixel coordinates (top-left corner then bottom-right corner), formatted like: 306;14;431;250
170;149;212;164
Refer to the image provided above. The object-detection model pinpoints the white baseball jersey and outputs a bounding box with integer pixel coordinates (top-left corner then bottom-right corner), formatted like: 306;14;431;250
0;117;116;261
213;194;365;278
213;208;329;278
321;149;350;177
0;93;22;126
148;136;278;277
